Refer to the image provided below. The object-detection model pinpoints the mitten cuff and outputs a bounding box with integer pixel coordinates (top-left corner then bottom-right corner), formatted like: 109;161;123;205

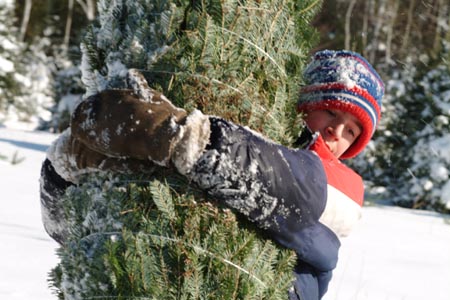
46;129;82;183
172;110;211;175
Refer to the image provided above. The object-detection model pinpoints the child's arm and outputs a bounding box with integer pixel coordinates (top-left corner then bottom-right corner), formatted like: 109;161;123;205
189;117;340;268
68;89;340;267
188;117;340;299
66;89;341;299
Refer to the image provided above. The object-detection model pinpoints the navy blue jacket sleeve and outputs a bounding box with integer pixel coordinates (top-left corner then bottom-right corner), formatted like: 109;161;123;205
289;260;333;300
191;118;328;228
40;158;75;244
191;118;340;300
190;118;341;298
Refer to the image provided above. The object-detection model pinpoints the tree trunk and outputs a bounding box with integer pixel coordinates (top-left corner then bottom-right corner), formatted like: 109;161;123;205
369;0;387;63
344;0;358;50
400;0;416;56
433;0;447;58
361;1;370;57
19;0;33;42
76;0;96;20
63;0;75;51
385;0;399;64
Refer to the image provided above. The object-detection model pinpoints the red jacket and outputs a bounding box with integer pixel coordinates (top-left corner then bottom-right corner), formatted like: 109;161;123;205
309;135;364;238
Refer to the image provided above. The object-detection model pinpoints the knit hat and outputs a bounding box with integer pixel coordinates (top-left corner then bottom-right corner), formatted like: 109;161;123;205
297;50;384;159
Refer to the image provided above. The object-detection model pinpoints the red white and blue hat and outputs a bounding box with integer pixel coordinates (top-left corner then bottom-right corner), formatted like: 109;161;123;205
298;50;384;159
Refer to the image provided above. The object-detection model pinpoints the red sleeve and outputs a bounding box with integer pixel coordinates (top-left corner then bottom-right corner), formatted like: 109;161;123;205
309;136;364;206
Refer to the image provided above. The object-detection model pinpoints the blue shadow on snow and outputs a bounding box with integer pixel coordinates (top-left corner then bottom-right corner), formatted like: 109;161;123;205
0;137;49;153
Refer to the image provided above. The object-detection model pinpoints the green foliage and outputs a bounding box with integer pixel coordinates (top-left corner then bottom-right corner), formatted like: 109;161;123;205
49;173;297;299
81;0;322;145
50;0;323;298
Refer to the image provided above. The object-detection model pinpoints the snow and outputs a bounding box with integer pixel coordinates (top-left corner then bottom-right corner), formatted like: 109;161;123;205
0;126;59;300
430;135;450;164
0;55;14;72
1;125;450;300
0;0;13;5
324;204;450;300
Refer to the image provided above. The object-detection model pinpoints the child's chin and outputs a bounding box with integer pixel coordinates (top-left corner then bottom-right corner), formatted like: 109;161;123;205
323;141;333;152
324;143;340;157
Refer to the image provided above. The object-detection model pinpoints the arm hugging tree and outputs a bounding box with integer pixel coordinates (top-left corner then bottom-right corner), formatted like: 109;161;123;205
42;0;324;299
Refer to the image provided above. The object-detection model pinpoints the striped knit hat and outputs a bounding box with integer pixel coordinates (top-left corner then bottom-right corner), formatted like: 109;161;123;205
298;50;384;159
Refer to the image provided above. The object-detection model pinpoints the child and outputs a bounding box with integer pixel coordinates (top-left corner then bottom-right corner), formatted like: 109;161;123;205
40;50;384;300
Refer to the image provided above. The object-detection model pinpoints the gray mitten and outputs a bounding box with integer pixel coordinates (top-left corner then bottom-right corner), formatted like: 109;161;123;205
71;88;210;174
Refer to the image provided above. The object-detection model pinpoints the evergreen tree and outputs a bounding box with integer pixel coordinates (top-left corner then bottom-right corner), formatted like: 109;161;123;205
0;0;54;126
0;0;26;120
49;0;323;298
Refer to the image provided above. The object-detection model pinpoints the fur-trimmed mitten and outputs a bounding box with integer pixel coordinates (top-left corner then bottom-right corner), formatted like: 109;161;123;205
46;129;156;183
71;89;211;175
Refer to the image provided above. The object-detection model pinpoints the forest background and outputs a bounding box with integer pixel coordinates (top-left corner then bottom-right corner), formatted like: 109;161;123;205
2;0;450;214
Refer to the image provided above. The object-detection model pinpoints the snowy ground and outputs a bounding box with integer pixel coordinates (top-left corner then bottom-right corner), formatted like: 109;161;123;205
1;126;450;300
0;126;59;300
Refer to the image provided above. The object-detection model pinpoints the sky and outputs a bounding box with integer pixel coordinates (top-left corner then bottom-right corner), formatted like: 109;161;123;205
1;125;450;300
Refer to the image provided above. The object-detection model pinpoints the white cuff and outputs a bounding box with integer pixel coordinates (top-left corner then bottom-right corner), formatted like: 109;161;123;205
172;110;211;175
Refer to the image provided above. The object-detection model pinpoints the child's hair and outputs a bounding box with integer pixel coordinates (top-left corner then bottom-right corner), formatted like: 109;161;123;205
297;50;384;159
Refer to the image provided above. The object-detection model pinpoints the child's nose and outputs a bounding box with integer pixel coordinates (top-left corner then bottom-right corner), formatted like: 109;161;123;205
326;124;344;140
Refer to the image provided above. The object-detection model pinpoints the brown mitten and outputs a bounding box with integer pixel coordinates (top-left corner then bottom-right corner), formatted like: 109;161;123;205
46;129;156;183
71;136;156;174
71;88;210;174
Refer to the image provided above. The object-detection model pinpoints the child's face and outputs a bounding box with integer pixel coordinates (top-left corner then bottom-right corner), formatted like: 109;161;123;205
304;109;362;158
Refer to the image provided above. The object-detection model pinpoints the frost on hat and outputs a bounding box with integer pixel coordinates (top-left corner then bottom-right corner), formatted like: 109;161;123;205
298;49;384;159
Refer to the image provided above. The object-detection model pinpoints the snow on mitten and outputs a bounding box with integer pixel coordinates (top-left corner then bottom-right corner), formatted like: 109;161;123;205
71;89;210;173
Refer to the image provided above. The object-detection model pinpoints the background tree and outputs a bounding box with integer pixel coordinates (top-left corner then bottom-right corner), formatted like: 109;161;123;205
311;0;450;212
18;0;31;42
0;0;53;125
11;0;95;131
351;42;450;212
49;0;324;299
312;0;450;69
0;0;24;118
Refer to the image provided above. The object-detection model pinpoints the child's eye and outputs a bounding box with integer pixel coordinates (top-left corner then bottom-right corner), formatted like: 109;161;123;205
326;110;336;117
348;127;361;139
348;129;355;137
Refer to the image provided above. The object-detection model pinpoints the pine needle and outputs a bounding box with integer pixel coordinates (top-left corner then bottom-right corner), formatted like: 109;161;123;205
220;28;287;78
149;179;176;221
